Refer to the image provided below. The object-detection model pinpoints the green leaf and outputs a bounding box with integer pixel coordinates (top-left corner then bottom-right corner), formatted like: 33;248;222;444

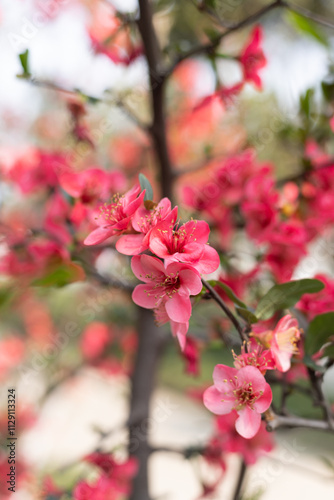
32;262;85;288
139;173;154;202
299;88;314;119
305;312;334;355
323;343;334;359
303;354;326;373
255;279;324;320
236;307;258;324
208;280;247;308
18;49;30;77
286;11;328;47
0;287;15;309
321;79;334;102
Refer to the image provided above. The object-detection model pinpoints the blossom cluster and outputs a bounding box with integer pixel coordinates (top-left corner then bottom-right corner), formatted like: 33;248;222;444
84;184;220;349
204;314;301;439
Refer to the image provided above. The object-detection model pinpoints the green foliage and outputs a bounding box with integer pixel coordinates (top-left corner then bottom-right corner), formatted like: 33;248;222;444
236;306;258;324
304;312;334;355
32;262;85;288
255;279;324;320
286;11;328;46
139;173;154;202
18;49;31;77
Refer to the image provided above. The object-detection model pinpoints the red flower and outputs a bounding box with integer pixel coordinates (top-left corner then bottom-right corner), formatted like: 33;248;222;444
239;26;267;89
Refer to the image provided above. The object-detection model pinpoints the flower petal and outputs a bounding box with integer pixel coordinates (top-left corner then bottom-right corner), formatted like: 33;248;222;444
203;385;235;415
235;406;261;439
84;226;115;245
253;382;272;413
116;234;146;255
212;364;238;392
165;294;191;323
132;284;160;309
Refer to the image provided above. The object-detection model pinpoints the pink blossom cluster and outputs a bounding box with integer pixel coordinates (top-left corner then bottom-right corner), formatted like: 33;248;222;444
204;314;301;439
84;183;220;350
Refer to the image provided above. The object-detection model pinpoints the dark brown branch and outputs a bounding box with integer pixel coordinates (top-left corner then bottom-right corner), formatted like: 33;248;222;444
137;0;174;199
201;278;248;344
307;367;334;429
232;460;247;500
128;307;166;500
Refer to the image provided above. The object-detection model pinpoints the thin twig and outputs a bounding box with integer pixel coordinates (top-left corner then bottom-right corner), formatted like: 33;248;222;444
232;460;247;500
201;278;248;344
266;410;334;432
21;76;150;132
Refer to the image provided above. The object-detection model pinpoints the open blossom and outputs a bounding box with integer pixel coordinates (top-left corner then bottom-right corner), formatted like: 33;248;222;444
149;215;220;274
252;314;301;372
116;200;176;255
271;315;301;372
239;25;267;89
204;365;272;439
131;255;202;323
84;185;145;245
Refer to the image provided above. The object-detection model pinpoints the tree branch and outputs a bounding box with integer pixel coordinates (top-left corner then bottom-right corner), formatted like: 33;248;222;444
232;460;247;500
137;0;174;199
266;410;334;432
201;278;248;344
164;0;285;78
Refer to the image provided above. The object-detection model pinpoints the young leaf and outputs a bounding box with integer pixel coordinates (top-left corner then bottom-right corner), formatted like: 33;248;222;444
304;312;334;355
286;11;328;47
236;307;258;324
255;279;324;320
18;49;31;77
139;173;154;201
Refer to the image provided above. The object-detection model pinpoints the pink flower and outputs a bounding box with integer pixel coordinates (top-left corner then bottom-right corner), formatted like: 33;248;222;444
270;314;301;372
131;255;202;323
182;336;200;376
203;364;272;439
239;26;267;89
211;412;274;465
59;168;126;204
149;216;220;274
116;200;176;255
80;322;111;360
84;185;145;245
74;476;117;500
297;273;334;319
154;300;189;350
85;453;138;494
233;341;275;375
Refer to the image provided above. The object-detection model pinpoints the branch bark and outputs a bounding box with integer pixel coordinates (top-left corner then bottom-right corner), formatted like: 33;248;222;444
128;307;165;500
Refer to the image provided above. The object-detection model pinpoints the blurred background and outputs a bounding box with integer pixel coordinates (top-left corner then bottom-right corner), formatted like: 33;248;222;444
1;1;334;499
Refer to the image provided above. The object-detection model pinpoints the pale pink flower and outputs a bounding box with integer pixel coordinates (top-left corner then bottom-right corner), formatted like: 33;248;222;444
271;314;301;372
203;365;272;439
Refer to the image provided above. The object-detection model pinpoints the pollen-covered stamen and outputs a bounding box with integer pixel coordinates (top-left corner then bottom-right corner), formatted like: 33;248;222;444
143;271;181;301
97;194;125;224
232;381;264;411
276;327;300;355
137;205;164;233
